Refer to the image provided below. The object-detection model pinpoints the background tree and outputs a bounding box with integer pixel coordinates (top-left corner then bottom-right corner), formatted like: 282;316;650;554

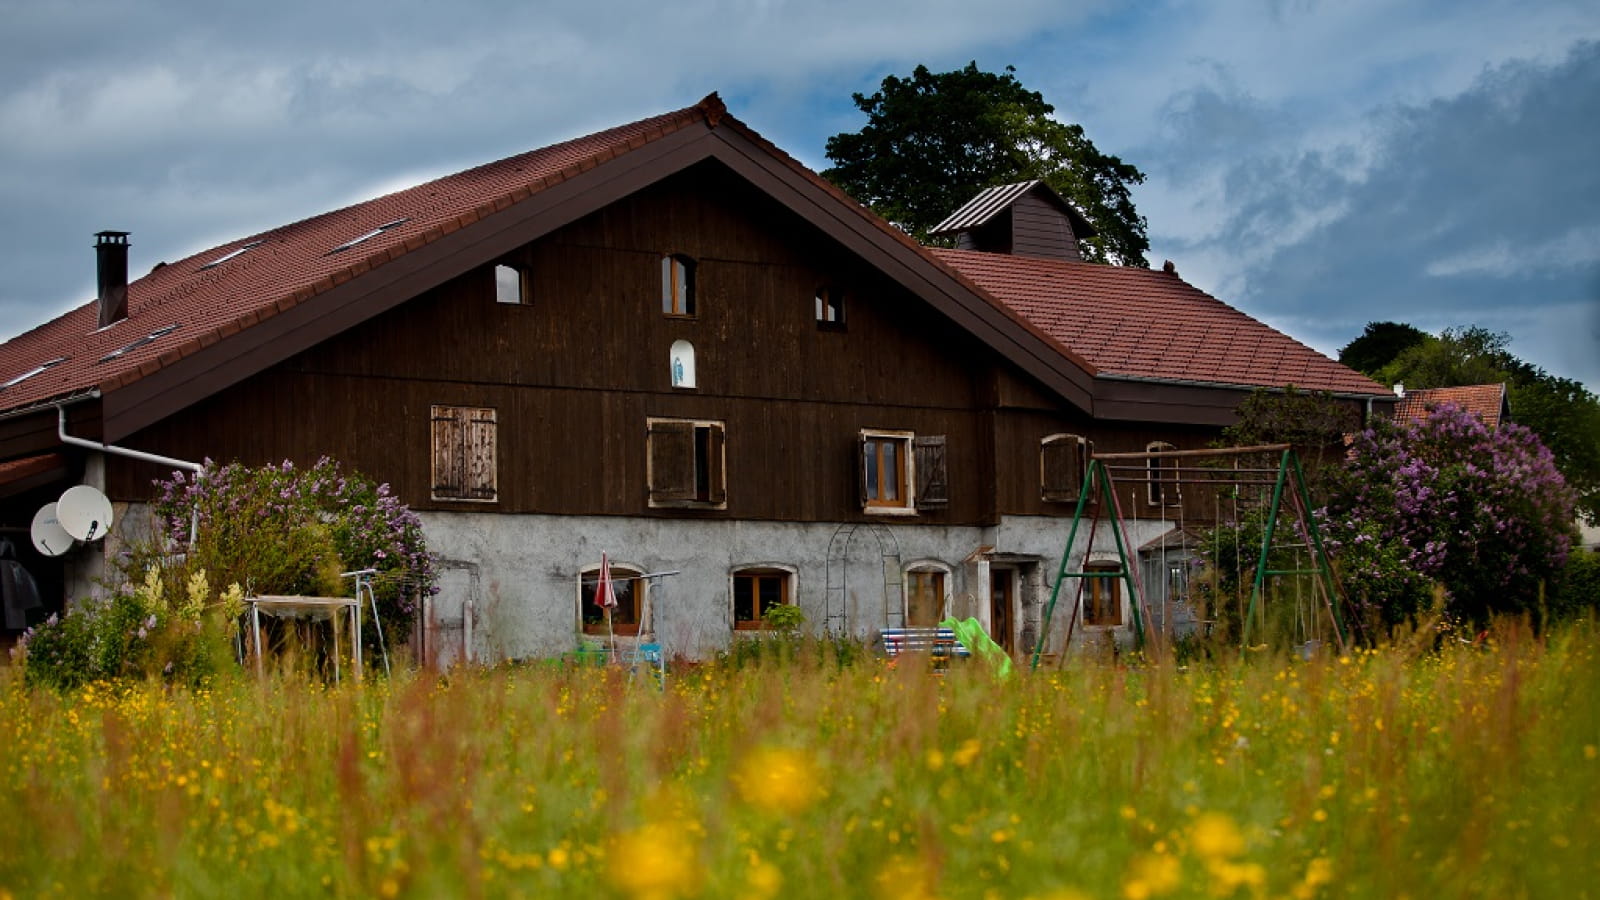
822;63;1149;266
1337;321;1429;374
1219;386;1362;502
1360;324;1600;524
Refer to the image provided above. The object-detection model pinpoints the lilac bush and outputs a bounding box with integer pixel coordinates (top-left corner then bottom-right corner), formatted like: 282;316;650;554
153;457;436;647
1323;403;1577;627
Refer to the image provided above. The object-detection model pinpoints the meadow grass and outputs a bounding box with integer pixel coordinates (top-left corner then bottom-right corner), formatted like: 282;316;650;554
2;622;1598;899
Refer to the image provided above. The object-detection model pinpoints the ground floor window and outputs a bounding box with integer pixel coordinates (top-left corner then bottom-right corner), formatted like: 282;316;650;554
905;565;949;627
579;563;644;635
732;567;794;630
1083;562;1123;626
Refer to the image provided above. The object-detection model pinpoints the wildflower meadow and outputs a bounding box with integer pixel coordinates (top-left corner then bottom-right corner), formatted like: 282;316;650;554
3;623;1598;899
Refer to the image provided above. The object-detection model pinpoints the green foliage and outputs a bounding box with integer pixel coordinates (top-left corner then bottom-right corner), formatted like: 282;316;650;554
1550;551;1600;619
1339;321;1430;375
20;567;244;690
153;458;436;652
822;62;1149;265
760;603;805;634
1220;386;1361;502
1376;324;1600;524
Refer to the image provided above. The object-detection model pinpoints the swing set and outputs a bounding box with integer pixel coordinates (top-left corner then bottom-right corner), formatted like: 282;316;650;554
1030;443;1353;669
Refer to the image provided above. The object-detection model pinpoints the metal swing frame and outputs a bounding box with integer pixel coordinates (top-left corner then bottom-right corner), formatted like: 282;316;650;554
1030;444;1349;670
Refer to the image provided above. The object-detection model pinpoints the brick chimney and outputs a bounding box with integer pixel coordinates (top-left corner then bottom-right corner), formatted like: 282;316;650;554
95;231;130;328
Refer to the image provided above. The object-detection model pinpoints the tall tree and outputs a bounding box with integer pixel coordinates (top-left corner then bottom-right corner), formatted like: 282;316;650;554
822;63;1149;266
1380;325;1600;524
1338;321;1429;375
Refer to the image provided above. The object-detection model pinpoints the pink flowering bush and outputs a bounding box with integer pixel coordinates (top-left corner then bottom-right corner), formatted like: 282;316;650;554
1323;403;1577;628
153;457;436;650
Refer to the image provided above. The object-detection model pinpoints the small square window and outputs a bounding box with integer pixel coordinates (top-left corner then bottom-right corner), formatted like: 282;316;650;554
1147;441;1180;507
1041;434;1090;502
580;564;643;635
495;264;531;305
816;286;845;328
859;430;947;513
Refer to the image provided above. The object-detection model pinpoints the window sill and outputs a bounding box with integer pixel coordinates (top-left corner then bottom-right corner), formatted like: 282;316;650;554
864;505;917;517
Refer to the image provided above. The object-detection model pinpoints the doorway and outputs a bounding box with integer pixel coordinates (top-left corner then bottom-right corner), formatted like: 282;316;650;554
990;568;1015;655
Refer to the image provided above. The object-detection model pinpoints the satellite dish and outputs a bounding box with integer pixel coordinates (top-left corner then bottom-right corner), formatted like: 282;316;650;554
31;503;74;557
58;485;114;542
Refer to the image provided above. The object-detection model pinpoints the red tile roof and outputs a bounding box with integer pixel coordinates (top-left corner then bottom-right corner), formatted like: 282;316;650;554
1393;384;1508;427
931;248;1388;395
0;99;716;414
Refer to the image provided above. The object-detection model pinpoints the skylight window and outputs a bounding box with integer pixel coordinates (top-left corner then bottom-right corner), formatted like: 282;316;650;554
99;325;180;364
327;218;410;254
198;240;264;271
0;357;67;391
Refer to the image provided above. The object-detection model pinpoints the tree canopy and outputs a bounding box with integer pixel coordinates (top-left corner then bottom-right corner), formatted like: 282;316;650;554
1337;321;1429;375
1364;325;1600;525
822;63;1149;266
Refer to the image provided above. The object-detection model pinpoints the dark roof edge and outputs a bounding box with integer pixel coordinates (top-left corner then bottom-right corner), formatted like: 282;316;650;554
1094;371;1396;401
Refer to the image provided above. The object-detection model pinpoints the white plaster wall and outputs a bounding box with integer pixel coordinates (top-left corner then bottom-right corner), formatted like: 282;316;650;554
417;510;1184;663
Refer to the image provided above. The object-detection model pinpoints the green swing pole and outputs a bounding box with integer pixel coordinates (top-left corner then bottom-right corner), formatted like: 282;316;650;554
1032;459;1100;671
1289;451;1350;650
1243;449;1292;647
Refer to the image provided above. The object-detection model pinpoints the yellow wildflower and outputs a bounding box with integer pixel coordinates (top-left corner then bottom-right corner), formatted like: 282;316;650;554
607;823;700;900
733;746;822;816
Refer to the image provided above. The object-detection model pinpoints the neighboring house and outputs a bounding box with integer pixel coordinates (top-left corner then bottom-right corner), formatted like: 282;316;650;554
0;95;1392;662
1393;383;1510;428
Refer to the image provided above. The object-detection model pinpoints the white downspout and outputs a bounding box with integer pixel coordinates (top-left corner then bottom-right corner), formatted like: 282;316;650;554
57;404;204;544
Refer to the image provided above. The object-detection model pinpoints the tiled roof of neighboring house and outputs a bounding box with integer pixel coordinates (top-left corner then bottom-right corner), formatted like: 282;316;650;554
0;101;715;415
931;248;1388;395
1393;384;1509;427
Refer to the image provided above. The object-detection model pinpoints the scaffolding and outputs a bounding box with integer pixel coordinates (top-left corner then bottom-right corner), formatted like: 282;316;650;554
1030;444;1350;669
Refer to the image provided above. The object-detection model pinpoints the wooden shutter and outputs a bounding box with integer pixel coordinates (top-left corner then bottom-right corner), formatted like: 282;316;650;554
914;435;948;509
1041;435;1082;502
857;434;870;506
431;406;464;500
705;424;727;505
649;420;697;502
464;408;498;501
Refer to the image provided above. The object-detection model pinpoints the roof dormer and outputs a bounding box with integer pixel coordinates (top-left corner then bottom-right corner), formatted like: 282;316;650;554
929;181;1095;262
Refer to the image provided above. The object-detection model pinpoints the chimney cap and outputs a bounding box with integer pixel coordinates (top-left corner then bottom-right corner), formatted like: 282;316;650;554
95;231;130;244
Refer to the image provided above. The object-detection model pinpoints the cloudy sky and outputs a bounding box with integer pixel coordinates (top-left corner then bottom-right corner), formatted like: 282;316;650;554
3;0;1597;389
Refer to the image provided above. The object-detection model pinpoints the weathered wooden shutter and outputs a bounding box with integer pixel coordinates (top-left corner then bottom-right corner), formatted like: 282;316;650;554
857;434;870;506
649;420;697;502
431;406;464;500
705;424;727;505
464;408;498;501
1040;435;1082;502
914;435;948;509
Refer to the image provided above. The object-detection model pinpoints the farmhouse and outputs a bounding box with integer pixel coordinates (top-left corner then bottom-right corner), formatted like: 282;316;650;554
0;95;1391;662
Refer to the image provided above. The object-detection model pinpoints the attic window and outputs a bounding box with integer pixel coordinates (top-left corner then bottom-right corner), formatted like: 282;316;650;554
0;357;67;391
198;241;264;271
328;218;409;254
99;325;180;363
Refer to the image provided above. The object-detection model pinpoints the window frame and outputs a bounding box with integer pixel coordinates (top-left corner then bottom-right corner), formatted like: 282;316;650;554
1082;561;1124;627
1146;441;1181;507
430;404;498;503
661;254;696;317
903;561;952;627
577;562;646;636
731;565;797;631
859;429;914;514
494;263;531;305
647;417;727;508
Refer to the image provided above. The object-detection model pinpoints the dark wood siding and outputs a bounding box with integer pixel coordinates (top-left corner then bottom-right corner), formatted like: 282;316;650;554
106;163;996;525
1010;194;1080;262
